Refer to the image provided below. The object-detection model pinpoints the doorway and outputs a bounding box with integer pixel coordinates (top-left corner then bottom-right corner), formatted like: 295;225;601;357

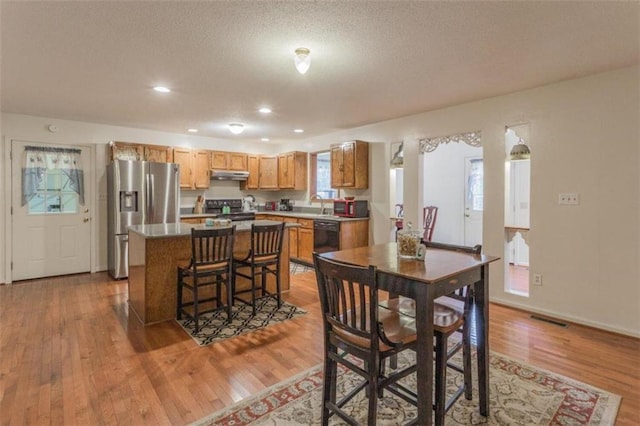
422;135;482;245
10;140;93;281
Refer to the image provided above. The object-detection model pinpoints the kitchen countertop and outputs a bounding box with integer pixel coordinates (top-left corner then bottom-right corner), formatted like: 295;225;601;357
129;220;299;239
179;211;370;222
253;211;370;222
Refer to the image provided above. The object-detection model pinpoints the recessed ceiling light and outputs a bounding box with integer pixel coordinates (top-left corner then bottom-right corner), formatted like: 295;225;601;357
228;123;245;135
187;128;198;133
153;86;171;93
259;107;272;114
261;138;270;142
294;129;304;133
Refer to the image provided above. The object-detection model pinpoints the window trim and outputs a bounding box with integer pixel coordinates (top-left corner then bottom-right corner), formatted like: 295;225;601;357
310;150;340;201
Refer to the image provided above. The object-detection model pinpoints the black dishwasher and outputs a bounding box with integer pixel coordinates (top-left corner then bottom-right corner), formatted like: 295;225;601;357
314;220;340;254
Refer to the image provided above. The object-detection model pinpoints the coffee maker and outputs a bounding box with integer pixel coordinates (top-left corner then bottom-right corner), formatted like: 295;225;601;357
279;199;294;211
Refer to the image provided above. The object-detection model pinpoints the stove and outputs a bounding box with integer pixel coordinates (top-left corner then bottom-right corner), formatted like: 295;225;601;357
204;199;256;221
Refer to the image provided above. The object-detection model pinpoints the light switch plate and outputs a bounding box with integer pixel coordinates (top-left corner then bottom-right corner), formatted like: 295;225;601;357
559;193;579;205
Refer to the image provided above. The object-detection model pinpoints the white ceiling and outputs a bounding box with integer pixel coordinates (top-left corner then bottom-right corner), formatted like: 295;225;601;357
1;1;638;143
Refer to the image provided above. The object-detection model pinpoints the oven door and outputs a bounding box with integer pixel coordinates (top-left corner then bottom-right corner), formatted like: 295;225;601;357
313;220;340;253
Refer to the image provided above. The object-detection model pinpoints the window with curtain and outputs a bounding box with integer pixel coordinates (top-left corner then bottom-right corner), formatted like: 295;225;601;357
22;146;85;214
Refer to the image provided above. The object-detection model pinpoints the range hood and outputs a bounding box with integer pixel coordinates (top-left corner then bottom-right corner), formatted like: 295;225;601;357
210;169;250;181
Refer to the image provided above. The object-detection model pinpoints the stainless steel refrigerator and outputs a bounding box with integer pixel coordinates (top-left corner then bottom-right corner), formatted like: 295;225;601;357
107;160;180;279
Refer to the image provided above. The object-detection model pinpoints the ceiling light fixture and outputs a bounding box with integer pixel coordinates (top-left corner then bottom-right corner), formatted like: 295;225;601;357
294;47;311;74
259;107;272;114
228;123;245;135
294;129;304;133
153;86;171;93
187;128;198;133
509;138;531;161
261;138;270;142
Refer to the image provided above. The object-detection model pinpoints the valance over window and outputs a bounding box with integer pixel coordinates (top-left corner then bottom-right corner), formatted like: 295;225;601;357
22;146;85;206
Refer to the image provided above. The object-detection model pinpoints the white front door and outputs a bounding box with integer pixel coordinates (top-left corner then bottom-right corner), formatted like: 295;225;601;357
11;141;92;281
464;156;483;246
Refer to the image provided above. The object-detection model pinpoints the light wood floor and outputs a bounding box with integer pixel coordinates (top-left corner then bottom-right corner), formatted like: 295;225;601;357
1;271;638;425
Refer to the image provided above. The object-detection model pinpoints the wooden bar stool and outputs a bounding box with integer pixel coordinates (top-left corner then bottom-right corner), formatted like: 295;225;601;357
232;223;285;316
313;253;418;425
177;226;235;333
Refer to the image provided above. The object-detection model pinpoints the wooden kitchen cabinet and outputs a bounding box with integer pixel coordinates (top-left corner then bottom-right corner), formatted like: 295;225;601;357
297;218;314;264
278;151;307;190
241;155;260;190
211;151;248;171
330;140;369;189
144;145;173;163
258;155;279;189
111;141;144;161
173;148;210;190
283;217;299;258
339;219;369;250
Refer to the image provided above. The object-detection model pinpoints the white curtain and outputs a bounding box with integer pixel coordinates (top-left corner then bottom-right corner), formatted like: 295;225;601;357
22;146;85;206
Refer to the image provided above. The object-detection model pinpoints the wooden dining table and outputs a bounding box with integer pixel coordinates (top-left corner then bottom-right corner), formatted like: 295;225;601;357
320;242;500;425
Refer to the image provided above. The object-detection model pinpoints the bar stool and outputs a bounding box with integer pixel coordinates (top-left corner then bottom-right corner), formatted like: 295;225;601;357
232;222;285;316
177;226;235;333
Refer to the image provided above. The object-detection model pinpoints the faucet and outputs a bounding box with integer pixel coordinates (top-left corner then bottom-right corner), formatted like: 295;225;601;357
310;193;326;215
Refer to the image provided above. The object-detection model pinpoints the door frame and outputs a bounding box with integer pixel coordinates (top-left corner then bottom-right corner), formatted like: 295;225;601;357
3;138;97;283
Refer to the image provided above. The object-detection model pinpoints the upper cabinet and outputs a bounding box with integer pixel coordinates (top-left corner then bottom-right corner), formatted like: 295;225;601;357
241;155;260;190
211;151;248;171
331;140;369;189
278;151;307;190
111;141;143;161
111;141;172;163
173;148;210;190
258;155;279;190
144;145;173;163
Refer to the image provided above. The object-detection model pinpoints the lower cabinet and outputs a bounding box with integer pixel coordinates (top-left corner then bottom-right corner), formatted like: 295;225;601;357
297;219;314;264
283;217;299;259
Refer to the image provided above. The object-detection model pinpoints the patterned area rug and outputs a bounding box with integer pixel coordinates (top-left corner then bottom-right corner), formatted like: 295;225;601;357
193;350;620;425
176;297;306;346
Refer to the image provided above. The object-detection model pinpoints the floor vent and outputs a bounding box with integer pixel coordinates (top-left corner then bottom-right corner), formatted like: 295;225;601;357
530;315;568;328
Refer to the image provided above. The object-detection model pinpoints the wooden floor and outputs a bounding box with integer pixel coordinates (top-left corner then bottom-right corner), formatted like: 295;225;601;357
1;271;638;425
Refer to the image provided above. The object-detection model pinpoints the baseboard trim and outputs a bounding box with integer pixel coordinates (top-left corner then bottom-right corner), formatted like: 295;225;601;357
490;296;640;338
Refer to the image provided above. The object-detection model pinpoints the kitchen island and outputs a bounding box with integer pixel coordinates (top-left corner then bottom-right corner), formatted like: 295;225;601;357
127;220;296;325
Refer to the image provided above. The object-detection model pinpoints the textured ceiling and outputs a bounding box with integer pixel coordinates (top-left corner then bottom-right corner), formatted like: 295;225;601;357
1;1;638;143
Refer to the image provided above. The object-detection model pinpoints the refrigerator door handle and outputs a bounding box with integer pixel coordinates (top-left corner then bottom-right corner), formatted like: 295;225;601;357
146;173;154;221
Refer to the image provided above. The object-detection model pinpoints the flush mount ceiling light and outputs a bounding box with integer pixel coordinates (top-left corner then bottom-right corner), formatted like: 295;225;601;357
509;138;531;161
153;86;171;93
294;129;304;133
294;47;311;74
187;128;198;133
261;137;270;142
259;107;272;114
228;123;245;135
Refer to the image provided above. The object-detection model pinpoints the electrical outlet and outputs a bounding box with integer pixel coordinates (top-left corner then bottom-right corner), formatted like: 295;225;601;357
533;274;543;286
559;193;580;205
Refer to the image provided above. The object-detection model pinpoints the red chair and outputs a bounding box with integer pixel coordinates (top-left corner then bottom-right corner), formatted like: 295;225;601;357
422;206;438;241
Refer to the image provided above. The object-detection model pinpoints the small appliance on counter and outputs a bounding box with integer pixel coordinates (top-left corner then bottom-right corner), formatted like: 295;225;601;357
265;201;277;211
279;199;294;211
242;195;256;212
333;199;369;218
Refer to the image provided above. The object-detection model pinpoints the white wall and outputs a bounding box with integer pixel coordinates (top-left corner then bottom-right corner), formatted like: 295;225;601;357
286;66;640;337
2;66;638;337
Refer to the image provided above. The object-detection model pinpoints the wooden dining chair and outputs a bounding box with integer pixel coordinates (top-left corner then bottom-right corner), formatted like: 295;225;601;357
422;205;438;241
177;226;235;332
313;253;418;425
380;241;482;424
233;222;285;316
